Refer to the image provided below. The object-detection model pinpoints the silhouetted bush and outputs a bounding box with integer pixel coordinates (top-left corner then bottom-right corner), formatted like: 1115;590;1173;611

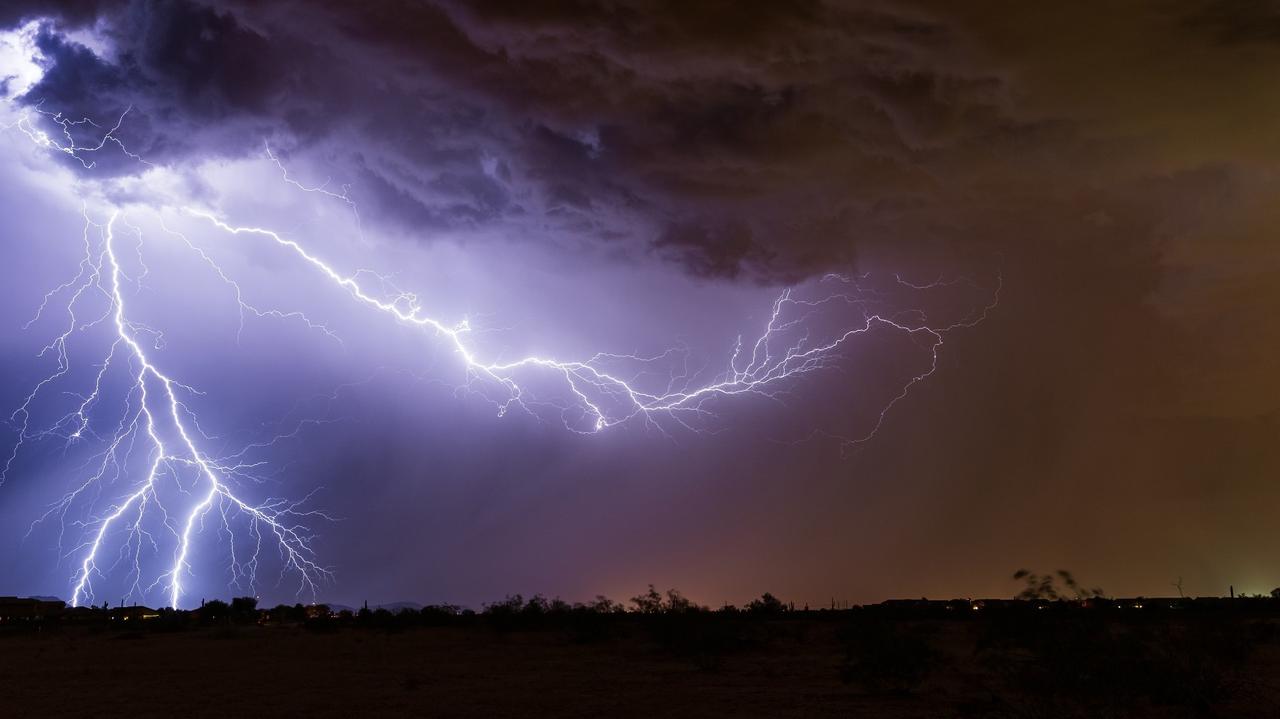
632;593;784;670
557;596;624;644
482;594;531;633
419;604;463;626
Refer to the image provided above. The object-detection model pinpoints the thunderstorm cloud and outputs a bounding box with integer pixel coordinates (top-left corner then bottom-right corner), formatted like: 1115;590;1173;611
0;0;1277;606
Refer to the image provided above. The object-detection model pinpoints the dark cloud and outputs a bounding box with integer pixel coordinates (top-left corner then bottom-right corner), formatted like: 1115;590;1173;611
6;0;1275;419
7;0;1025;279
126;0;277;114
653;221;773;279
27;23;124;111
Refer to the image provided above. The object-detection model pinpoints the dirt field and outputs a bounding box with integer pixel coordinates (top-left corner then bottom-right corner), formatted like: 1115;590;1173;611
2;615;1277;718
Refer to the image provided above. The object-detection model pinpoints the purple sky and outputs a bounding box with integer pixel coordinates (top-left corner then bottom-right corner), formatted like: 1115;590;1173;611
1;1;1278;609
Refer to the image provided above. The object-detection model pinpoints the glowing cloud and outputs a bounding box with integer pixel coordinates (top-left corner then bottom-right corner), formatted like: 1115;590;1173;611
0;33;996;606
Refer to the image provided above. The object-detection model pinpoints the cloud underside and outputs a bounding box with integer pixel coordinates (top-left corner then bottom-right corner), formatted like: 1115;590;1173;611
3;0;1050;281
4;1;1279;408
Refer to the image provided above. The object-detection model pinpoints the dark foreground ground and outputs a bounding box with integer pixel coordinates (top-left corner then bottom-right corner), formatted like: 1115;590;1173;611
3;610;1280;718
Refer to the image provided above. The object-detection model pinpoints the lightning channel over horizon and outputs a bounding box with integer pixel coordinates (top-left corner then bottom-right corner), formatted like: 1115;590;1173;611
1;100;998;609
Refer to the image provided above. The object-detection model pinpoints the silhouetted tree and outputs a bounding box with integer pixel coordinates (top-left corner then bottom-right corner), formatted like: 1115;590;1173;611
664;589;696;613
201;599;230;622
418;604;461;626
484;594;525;616
521;595;549;616
746;593;786;615
230;596;258;622
629;586;704;614
1013;569;1103;600
581;595;623;614
631;585;664;614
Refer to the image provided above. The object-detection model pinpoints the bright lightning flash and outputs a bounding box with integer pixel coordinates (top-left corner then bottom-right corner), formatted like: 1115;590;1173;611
1;101;997;609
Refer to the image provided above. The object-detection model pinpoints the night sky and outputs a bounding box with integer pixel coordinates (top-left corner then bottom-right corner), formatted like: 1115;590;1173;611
1;1;1277;609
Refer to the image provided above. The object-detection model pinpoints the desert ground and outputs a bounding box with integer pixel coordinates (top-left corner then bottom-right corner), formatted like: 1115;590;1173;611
3;608;1279;718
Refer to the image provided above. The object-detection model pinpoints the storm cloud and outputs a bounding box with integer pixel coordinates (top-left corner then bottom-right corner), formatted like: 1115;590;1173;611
1;0;1277;607
10;0;1031;280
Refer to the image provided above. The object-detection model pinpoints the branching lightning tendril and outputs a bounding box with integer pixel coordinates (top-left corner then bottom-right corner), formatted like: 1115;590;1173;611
2;99;997;608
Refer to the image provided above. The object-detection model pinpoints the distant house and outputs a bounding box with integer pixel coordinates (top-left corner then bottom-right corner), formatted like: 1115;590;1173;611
61;606;102;623
970;599;1019;611
109;605;160;621
880;599;957;612
0;596;66;622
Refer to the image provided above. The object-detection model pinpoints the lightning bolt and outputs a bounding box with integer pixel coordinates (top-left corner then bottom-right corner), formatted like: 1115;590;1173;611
2;100;997;608
8;205;332;609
